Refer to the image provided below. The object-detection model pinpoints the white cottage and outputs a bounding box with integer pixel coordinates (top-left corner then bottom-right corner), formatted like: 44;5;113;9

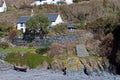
0;0;7;12
16;13;63;32
44;13;63;26
31;0;73;6
16;16;31;32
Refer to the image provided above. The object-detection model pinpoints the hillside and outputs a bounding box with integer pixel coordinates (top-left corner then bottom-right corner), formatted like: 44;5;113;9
5;0;34;7
0;0;120;24
0;0;120;75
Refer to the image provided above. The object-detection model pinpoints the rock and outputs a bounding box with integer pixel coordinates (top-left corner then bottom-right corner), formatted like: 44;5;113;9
76;44;89;57
79;56;105;73
51;57;84;71
42;61;49;69
84;65;92;75
0;38;7;42
0;59;12;71
0;53;7;60
66;57;84;71
51;59;60;70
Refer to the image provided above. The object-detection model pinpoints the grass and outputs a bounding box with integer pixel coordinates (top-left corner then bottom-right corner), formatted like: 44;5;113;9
5;52;52;68
1;47;53;68
0;47;36;53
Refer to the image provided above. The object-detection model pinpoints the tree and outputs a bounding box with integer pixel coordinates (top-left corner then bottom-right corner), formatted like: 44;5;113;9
25;13;51;41
52;24;67;34
8;29;18;42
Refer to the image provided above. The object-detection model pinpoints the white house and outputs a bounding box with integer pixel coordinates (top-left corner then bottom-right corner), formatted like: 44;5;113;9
16;13;63;32
16;16;31;32
0;0;7;12
31;0;73;6
44;13;63;26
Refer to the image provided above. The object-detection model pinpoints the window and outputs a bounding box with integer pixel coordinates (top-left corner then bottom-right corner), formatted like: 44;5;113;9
21;23;24;27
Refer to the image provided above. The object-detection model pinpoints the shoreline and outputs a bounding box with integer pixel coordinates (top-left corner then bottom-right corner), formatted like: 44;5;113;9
0;69;119;80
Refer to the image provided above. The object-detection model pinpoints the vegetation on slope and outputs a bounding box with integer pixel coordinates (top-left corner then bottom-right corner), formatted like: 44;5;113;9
5;52;52;68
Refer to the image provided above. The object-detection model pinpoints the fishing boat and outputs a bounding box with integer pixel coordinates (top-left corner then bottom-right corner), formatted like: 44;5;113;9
14;65;27;72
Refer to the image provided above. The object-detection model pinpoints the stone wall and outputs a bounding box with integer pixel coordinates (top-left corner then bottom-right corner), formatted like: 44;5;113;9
13;32;93;46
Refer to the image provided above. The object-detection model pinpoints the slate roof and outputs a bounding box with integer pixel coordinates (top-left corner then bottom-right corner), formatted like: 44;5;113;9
44;13;58;22
17;16;31;23
17;13;59;24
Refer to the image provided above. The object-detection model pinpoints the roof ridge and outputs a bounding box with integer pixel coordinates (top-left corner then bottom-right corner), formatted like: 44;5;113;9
44;13;59;14
20;16;30;17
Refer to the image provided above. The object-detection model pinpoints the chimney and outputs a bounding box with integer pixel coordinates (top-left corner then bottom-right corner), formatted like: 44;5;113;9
31;9;34;16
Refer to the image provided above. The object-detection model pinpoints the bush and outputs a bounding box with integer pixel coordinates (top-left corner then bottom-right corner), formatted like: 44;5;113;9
0;42;9;49
0;32;4;37
50;43;67;57
36;46;50;54
28;43;34;48
19;3;32;9
0;22;13;37
52;24;67;34
8;29;18;42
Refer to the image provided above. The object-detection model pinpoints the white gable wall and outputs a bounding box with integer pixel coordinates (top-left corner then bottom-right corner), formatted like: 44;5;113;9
31;0;50;6
31;0;73;6
0;0;7;12
17;23;26;32
65;0;73;4
51;14;63;26
51;0;60;4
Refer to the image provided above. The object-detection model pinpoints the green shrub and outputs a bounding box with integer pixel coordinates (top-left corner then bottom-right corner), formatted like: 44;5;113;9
0;32;4;37
0;42;9;49
0;22;13;37
5;52;52;68
36;46;50;54
28;43;34;48
52;24;67;34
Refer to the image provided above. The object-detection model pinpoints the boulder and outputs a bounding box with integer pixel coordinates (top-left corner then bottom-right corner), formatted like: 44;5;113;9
66;57;84;71
0;59;12;71
51;57;84;71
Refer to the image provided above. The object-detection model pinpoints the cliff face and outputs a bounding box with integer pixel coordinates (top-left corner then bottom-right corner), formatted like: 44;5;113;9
50;56;112;75
108;26;120;74
100;25;120;74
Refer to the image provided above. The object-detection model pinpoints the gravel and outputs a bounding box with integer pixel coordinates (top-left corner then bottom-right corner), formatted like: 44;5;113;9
0;69;120;80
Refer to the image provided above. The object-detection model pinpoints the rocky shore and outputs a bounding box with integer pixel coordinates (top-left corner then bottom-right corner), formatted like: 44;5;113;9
0;59;119;80
0;69;120;80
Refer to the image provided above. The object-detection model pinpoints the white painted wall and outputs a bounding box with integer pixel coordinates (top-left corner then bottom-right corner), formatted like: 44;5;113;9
31;0;53;6
65;0;73;4
17;23;26;32
0;0;7;12
51;14;63;26
31;0;73;6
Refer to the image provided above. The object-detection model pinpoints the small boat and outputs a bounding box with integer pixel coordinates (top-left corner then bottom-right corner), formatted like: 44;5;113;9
14;65;27;72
